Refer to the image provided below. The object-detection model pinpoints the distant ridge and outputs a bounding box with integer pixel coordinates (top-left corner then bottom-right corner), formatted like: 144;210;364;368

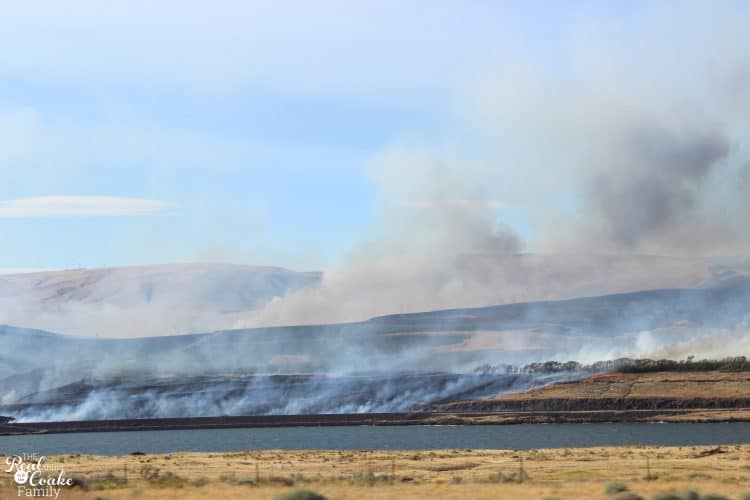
0;262;321;337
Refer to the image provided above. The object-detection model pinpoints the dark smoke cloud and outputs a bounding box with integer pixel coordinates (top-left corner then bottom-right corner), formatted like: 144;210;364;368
588;121;730;249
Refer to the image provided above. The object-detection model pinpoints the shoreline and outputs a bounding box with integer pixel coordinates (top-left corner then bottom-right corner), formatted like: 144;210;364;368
3;408;750;436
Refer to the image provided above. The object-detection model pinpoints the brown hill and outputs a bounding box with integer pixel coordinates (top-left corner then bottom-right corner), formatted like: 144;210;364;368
435;370;750;412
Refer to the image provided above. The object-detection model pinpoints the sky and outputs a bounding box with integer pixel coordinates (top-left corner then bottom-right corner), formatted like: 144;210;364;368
1;1;748;273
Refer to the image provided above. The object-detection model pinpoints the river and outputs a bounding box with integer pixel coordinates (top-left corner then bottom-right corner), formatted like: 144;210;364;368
1;422;749;455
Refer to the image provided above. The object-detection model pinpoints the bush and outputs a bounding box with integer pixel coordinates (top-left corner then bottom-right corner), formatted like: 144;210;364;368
613;493;643;500
149;471;188;488
138;464;160;481
652;495;681;500
235;479;257;486
88;472;128;490
191;477;209;487
485;470;530;483
605;482;629;494
274;489;328;500
267;476;295;486
674;490;699;500
68;476;88;491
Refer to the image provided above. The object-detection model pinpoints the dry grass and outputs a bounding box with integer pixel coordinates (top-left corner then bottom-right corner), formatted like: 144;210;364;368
2;444;750;499
493;370;750;401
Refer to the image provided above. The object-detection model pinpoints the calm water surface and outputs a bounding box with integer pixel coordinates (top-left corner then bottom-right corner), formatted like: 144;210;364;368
1;423;749;456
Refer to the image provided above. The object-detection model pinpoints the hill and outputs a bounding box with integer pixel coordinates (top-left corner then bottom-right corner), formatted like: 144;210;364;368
433;370;750;413
0;263;320;337
2;272;750;420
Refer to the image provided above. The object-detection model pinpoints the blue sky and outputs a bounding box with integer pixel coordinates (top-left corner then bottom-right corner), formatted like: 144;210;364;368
0;1;747;272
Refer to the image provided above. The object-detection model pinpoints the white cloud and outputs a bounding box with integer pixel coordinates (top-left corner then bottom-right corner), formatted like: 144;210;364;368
0;196;174;218
394;199;507;210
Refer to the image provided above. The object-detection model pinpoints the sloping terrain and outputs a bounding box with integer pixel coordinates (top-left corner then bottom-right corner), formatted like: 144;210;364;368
0;263;320;337
3;271;750;378
2;272;750;420
435;370;750;412
2;255;749;339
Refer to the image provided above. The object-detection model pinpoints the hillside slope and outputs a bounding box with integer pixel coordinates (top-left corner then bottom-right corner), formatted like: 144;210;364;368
434;370;750;412
2;273;750;420
0;263;320;337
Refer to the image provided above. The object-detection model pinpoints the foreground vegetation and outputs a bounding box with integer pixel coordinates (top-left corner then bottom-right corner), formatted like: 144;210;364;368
2;444;750;499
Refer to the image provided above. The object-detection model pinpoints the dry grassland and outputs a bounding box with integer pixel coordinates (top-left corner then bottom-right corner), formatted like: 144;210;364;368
2;444;750;499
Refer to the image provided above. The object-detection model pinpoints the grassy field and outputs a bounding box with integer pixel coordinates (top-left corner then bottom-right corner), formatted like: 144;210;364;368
493;371;750;400
2;444;750;499
428;370;750;423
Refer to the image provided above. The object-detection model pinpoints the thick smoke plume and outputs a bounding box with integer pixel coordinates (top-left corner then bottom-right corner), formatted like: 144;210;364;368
236;3;750;328
587;120;730;249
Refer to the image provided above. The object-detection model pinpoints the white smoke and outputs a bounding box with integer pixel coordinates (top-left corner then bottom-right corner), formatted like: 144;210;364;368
234;2;750;329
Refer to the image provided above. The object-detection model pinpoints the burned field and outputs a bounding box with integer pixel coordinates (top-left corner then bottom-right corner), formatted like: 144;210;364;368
4;368;750;433
0;370;583;422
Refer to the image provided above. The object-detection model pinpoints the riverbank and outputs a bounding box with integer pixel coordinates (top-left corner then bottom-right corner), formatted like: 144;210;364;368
1;445;749;499
4;408;750;436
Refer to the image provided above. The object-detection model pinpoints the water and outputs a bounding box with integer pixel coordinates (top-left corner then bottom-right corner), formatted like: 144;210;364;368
1;423;749;456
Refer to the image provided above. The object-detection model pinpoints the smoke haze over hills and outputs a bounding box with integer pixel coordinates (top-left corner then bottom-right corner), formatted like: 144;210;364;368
0;263;320;337
1;2;750;422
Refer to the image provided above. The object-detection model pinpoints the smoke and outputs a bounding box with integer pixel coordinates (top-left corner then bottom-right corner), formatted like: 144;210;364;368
587;119;730;249
9;370;588;422
236;149;524;326
0;263;321;337
237;113;747;327
4;3;750;422
4;267;750;421
232;3;750;328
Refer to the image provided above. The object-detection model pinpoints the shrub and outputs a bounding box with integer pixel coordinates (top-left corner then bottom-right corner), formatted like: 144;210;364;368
267;476;295;486
235;479;257;486
274;489;328;500
485;470;530;483
486;472;514;483
674;490;699;500
88;472;128;490
68;476;88;491
613;493;643;500
191;477;209;487
605;482;629;494
652;494;681;500
149;471;188;488
138;464;160;481
353;469;392;485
